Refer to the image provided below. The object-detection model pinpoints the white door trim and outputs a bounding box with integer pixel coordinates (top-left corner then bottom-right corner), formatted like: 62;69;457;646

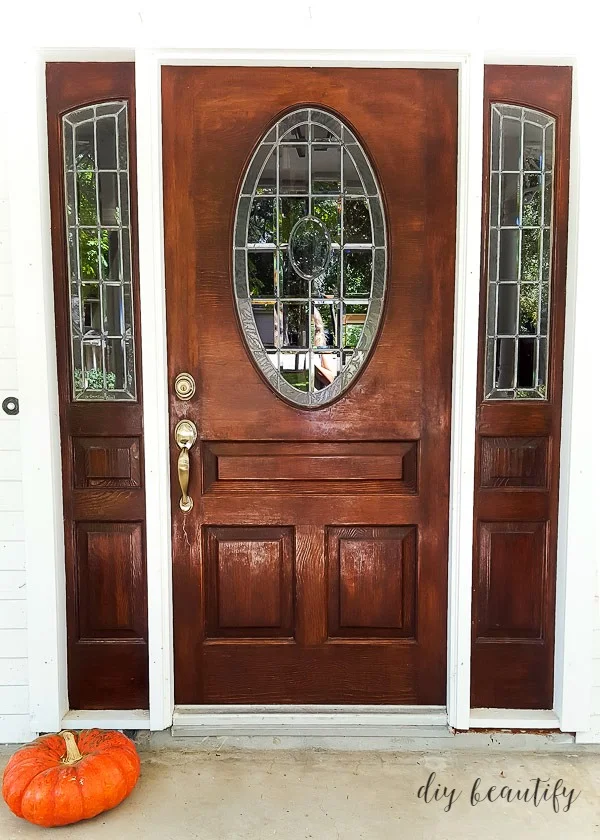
9;45;593;739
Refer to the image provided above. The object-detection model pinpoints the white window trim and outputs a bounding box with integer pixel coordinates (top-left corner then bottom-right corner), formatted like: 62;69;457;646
6;46;593;738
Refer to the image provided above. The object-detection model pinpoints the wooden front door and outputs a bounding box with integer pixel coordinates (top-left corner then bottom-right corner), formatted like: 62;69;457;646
163;67;458;704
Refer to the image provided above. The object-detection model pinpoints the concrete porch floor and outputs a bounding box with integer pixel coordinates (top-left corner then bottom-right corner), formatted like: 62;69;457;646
1;736;600;839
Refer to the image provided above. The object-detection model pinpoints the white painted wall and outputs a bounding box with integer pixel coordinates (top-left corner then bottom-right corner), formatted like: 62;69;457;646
0;98;30;743
0;2;597;743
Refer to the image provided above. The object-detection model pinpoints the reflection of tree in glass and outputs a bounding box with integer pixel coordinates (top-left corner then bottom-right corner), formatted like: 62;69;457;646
344;200;371;243
518;215;550;337
283;304;308;347
248;199;275;243
344;251;372;297
72;171;110;280
521;231;540;284
313;251;339;297
313;180;339;194
344;325;362;348
248;253;274;298
519;284;542;334
522;175;542;226
313;198;340;242
279;198;308;241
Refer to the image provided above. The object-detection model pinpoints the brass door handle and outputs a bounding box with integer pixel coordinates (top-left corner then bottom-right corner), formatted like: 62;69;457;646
174;420;197;512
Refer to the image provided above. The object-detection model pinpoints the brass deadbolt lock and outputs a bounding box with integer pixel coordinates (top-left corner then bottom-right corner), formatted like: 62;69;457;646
174;372;196;400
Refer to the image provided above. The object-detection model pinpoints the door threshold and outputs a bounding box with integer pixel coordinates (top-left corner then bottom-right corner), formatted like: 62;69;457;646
62;709;151;730
172;705;449;737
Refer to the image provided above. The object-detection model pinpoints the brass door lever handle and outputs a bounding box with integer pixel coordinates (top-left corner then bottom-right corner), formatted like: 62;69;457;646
174;420;197;512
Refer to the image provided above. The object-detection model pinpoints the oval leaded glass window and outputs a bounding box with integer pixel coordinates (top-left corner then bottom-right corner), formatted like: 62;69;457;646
233;108;387;407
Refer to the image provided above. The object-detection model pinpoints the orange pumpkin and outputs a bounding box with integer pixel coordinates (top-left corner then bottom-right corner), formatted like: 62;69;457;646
2;728;140;827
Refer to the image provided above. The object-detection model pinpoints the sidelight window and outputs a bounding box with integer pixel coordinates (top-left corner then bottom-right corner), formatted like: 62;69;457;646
233;108;387;408
484;105;555;400
63;102;136;400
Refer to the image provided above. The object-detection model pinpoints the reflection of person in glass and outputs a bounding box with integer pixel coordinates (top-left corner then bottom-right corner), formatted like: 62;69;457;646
313;306;337;389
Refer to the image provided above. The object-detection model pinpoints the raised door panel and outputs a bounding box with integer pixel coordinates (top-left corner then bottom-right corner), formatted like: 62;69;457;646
73;437;142;489
480;437;548;489
476;521;547;641
202;441;418;495
204;527;294;638
75;522;146;641
327;526;417;638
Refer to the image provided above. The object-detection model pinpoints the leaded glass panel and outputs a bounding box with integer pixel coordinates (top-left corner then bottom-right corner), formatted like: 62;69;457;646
63;102;136;400
484;104;555;400
233;108;387;407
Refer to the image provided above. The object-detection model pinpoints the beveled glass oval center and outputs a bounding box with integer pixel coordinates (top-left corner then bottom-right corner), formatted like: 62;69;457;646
288;215;331;281
233;107;387;408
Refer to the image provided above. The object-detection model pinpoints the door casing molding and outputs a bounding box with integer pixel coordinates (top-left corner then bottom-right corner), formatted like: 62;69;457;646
6;45;592;738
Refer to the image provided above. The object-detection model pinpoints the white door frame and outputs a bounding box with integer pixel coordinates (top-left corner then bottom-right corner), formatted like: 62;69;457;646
7;45;594;737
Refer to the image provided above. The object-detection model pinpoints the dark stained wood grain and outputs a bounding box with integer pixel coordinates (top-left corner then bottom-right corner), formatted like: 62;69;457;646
328;526;417;638
476;521;547;640
295;525;327;646
202;440;418;494
164;67;458;704
75;522;146;640
204;526;294;638
480;437;548;489
46;63;148;710
73;437;142;488
471;65;571;709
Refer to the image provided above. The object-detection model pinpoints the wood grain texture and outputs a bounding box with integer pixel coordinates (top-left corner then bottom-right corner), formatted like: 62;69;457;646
73;437;142;488
480;437;548;489
46;63;148;710
471;65;571;709
202;441;418;494
328;526;417;637
204;527;294;637
340;537;402;628
476;521;547;640
75;522;146;640
164;67;458;704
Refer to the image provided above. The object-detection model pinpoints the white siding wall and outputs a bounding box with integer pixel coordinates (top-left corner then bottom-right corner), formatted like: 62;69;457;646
0;101;30;743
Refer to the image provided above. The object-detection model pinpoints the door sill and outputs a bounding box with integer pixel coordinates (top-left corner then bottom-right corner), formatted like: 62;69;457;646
172;705;449;737
469;708;560;730
62;710;151;730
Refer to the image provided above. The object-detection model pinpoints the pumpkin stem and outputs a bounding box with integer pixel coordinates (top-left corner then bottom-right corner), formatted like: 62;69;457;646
58;730;83;764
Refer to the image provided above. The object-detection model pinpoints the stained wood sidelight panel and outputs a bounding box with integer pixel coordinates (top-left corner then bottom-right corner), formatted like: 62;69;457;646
471;66;571;709
76;522;146;640
47;63;148;709
476;521;547;641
